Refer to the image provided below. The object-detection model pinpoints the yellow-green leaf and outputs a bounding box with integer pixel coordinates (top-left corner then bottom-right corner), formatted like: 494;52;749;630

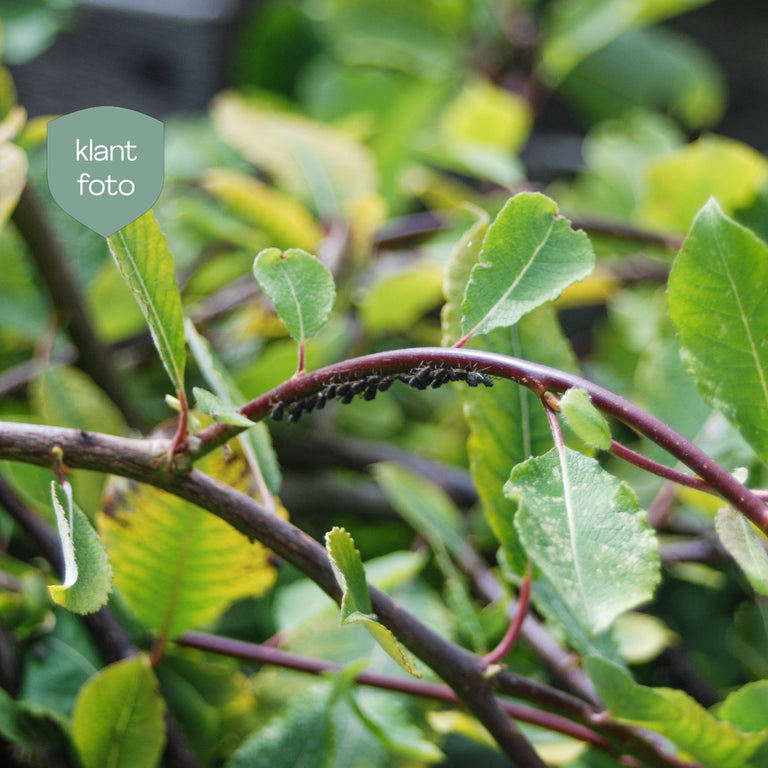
98;448;278;639
202;167;323;252
642;135;768;232
72;655;165;768
325;527;421;678
107;211;186;396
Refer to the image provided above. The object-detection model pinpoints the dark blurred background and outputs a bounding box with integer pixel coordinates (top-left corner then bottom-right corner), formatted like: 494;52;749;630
6;0;767;151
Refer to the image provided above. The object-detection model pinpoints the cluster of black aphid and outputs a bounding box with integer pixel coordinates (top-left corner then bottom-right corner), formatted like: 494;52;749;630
269;365;494;424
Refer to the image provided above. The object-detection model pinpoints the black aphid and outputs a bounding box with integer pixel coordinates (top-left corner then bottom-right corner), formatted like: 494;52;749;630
270;402;285;421
377;377;394;391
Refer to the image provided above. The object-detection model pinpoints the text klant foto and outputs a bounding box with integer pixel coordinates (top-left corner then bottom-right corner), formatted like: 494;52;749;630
75;138;138;197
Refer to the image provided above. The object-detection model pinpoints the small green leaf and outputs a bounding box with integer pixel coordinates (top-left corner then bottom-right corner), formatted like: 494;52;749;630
508;448;660;634
186;319;281;493
325;527;421;677
48;482;113;615
107;211;186;396
585;657;768;767
193;387;256;428
72;655;165;768
560;388;611;450
715;508;768;596
667;200;768;464
461;193;595;339
253;248;336;346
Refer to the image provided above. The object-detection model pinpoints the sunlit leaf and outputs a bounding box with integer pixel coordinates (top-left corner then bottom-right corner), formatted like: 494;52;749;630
585;657;768;767
211;92;376;218
0;141;27;226
107;211;186;396
643;136;768;232
98;447;278;639
718;681;768;734
72;656;165;768
508;448;660;634
461;193;595;339
202;167;323;252
358;262;445;334
668;200;768;464
325;527;421;677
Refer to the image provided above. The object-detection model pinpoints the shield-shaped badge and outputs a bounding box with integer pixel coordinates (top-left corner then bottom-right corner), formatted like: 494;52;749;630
47;106;164;237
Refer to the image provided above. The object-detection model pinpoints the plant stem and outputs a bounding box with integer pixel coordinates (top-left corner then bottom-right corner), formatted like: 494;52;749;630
189;347;768;532
483;561;532;666
177;630;615;753
0;422;705;767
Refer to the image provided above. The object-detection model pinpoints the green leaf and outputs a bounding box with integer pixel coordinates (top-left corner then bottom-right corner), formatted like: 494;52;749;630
226;684;335;768
72;655;165;768
643;136;768;232
373;463;485;652
463;309;577;572
358;262;445;334
508;448;660;634
186;319;281;494
202;167;323;252
460;193;595;339
193;387;256;428
560;388;611;450
441;205;490;345
540;0;714;81
253;248;336;346
48;482;113;615
211;92;377;218
667;200;768;464
98;451;278;639
0;141;27;226
715;508;768;595
559;27;725;130
585;657;768;767
32;364;127;511
107;211;186;396
325;527;421;677
718;681;768;734
346;689;444;763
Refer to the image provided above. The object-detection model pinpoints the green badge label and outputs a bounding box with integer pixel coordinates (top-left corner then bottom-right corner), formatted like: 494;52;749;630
47;106;164;237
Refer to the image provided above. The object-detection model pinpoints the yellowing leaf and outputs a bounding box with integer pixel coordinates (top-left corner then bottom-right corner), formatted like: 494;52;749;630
642;135;768;232
211;92;376;218
358;263;445;333
98;446;278;639
440;80;532;154
202;168;323;252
